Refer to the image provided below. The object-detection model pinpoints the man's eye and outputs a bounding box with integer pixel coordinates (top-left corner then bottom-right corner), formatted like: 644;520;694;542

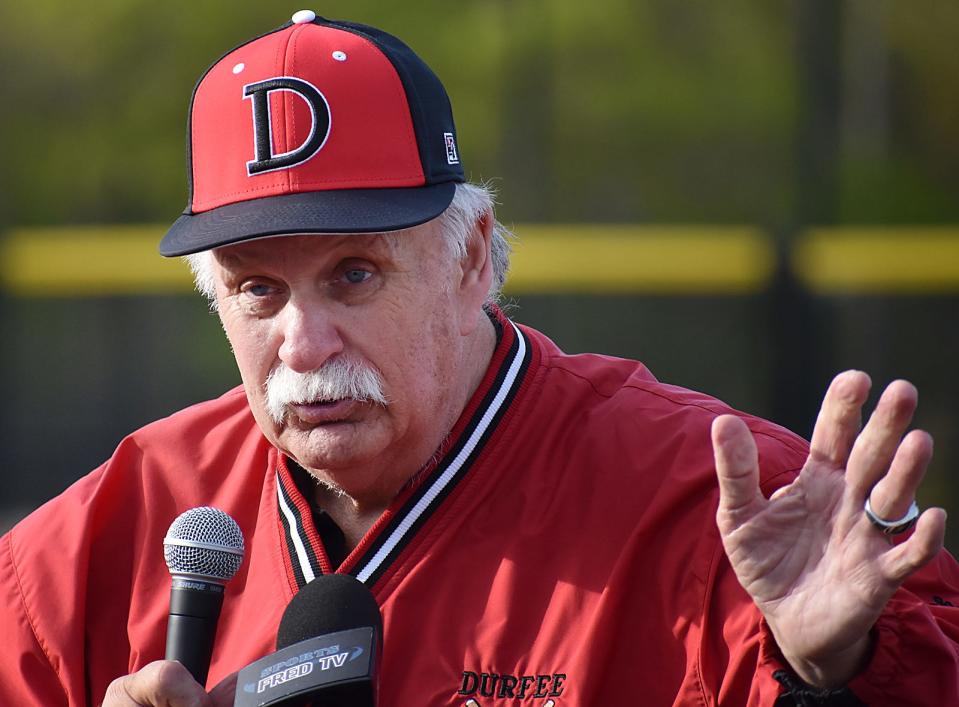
344;269;371;284
243;283;275;297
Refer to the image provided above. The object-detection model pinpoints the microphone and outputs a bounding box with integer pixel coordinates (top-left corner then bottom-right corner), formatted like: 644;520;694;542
234;574;382;707
163;506;245;686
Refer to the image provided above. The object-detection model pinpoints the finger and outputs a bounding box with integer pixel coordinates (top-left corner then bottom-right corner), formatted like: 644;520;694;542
881;508;946;584
867;429;933;522
712;415;764;527
846;380;919;495
208;672;238;706
102;661;212;707
808;371;871;468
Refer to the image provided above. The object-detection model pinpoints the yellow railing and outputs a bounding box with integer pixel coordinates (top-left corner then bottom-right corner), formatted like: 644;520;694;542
793;228;959;294
2;225;959;296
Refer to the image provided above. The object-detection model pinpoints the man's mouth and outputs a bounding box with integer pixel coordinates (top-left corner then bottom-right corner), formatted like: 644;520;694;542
287;398;359;425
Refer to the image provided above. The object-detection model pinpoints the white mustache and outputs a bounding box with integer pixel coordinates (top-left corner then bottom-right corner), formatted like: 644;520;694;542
264;358;388;424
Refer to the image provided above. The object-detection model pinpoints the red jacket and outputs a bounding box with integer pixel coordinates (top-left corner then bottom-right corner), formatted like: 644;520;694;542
2;317;958;705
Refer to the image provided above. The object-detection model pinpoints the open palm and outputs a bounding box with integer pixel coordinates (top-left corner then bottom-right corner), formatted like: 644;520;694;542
712;371;946;687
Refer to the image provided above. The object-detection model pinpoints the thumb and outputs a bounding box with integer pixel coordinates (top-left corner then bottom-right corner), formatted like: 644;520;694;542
712;415;765;528
102;660;212;706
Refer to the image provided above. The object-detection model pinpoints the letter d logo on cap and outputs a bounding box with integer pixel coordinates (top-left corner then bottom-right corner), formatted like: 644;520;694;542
243;77;331;175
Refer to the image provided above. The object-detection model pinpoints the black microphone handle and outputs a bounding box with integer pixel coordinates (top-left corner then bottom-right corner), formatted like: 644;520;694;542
165;576;226;686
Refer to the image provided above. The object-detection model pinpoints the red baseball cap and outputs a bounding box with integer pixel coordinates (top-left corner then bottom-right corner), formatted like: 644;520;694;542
160;11;465;257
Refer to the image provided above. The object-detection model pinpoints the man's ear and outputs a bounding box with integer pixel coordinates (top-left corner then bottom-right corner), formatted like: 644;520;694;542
456;209;494;336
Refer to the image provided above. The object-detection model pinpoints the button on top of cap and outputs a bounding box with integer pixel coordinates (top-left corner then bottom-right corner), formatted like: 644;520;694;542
291;10;317;24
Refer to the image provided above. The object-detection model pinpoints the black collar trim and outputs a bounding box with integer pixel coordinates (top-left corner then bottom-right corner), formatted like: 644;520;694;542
354;321;531;586
276;467;324;585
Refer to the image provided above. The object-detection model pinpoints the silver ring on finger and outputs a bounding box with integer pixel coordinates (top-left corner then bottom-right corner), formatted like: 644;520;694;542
864;497;920;535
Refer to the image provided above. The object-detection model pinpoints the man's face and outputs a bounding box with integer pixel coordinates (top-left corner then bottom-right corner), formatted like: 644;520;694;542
212;220;482;503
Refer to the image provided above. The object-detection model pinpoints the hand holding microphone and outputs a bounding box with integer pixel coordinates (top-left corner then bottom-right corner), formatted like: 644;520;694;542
102;509;384;707
102;507;245;707
101;660;238;707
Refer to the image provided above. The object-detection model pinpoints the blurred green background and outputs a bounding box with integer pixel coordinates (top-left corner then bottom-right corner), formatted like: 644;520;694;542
1;1;957;549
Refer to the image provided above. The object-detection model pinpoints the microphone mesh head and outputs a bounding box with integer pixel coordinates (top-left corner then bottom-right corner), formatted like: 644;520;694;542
163;507;245;582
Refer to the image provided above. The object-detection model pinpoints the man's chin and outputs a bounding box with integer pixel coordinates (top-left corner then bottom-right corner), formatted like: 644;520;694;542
278;418;384;473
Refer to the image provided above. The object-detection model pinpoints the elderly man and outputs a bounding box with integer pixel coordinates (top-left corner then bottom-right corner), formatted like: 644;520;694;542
2;12;957;707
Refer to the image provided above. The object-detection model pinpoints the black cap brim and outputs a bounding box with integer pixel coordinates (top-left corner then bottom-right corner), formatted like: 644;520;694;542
159;182;456;256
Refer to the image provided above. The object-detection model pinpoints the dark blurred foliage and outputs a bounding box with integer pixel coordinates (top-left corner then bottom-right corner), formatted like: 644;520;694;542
1;1;956;227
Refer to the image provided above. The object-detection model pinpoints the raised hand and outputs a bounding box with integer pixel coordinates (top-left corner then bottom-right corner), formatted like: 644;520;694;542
712;370;947;687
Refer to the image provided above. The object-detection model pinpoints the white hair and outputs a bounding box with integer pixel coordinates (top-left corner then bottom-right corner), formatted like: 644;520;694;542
184;181;512;310
436;181;513;301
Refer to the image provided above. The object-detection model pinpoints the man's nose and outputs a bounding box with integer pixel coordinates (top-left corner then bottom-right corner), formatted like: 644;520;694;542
277;302;344;373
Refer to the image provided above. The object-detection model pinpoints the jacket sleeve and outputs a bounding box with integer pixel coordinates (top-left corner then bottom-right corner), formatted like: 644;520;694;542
844;547;959;704
0;532;70;706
